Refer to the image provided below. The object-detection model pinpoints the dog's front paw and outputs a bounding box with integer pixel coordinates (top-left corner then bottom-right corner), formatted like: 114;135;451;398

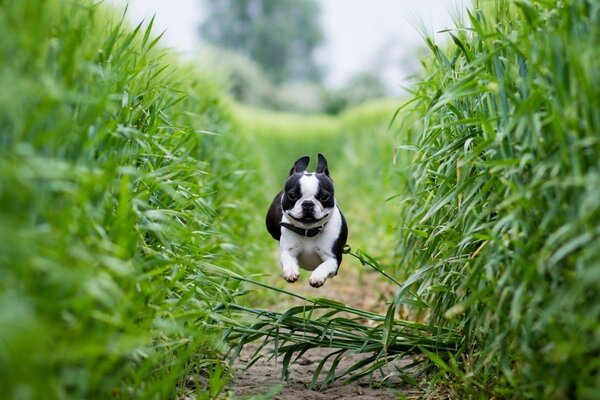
308;272;327;288
308;277;325;287
283;269;300;283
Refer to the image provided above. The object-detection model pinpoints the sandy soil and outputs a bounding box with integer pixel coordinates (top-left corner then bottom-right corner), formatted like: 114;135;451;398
231;343;418;400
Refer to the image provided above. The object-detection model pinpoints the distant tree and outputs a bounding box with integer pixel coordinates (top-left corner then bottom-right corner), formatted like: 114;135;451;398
200;0;324;84
324;72;388;115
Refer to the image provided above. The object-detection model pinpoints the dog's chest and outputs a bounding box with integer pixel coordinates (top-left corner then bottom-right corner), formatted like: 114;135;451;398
280;234;329;271
297;242;323;270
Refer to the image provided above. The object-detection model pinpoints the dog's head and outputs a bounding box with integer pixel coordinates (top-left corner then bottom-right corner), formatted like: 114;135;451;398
281;154;335;228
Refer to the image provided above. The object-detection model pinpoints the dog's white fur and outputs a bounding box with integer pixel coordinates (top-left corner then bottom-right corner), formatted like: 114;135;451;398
280;203;343;287
266;155;347;287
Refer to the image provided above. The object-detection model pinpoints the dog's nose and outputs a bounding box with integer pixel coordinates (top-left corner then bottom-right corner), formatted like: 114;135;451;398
302;201;314;210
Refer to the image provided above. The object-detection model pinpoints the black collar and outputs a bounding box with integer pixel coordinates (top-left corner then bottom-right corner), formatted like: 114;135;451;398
280;222;326;237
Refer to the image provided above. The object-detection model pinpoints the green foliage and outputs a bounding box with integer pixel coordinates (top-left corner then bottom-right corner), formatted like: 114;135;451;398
200;47;329;113
396;0;600;397
0;0;246;398
198;44;389;114
200;0;324;84
200;46;277;108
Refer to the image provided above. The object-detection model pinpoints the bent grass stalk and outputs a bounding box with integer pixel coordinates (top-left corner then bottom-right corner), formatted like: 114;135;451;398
216;247;460;390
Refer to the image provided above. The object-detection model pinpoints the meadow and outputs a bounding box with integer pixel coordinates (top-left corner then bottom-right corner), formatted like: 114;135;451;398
1;0;599;399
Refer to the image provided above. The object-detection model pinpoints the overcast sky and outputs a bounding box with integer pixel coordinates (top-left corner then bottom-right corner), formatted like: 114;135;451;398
109;0;464;92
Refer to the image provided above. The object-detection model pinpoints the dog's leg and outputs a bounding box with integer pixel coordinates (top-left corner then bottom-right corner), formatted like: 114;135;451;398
308;258;338;288
280;250;300;282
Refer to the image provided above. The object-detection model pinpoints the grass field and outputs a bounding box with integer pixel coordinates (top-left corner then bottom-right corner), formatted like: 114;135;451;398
395;1;600;397
2;0;599;399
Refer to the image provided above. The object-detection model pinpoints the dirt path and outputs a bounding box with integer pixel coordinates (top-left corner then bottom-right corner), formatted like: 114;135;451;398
229;258;421;399
231;343;417;400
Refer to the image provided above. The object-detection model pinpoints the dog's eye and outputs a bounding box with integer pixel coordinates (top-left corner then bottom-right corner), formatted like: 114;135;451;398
319;194;330;202
287;192;298;201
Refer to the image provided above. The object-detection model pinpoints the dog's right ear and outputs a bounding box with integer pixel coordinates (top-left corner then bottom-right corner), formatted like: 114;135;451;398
316;153;330;177
289;156;310;175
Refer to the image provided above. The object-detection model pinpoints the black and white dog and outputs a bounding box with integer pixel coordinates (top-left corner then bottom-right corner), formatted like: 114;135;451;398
266;154;348;287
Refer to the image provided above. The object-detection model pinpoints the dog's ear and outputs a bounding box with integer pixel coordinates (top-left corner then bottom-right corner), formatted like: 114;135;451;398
289;156;310;175
316;153;330;177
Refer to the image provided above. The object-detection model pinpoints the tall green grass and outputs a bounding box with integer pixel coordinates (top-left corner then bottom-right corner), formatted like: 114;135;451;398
0;0;247;398
396;0;600;397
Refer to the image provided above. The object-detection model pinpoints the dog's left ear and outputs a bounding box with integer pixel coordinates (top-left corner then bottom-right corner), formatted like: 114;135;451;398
289;155;310;175
316;153;330;177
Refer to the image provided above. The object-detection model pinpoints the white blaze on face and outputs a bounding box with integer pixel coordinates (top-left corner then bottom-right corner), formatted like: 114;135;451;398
300;174;319;199
286;173;332;224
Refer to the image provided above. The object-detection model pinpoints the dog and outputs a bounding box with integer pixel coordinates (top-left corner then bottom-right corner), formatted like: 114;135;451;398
266;154;348;287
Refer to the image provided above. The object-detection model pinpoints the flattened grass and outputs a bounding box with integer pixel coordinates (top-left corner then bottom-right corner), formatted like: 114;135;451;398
221;248;460;390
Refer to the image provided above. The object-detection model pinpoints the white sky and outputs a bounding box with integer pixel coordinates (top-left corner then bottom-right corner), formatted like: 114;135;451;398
109;0;463;93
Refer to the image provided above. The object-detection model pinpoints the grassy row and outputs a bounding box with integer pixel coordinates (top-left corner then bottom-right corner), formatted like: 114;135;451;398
0;1;249;398
396;0;600;397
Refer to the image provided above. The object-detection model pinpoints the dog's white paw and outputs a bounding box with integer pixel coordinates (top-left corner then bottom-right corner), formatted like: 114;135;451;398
308;261;337;288
308;271;328;288
283;268;300;283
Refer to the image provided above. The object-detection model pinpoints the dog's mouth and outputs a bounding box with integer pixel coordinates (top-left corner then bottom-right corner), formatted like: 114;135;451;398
289;213;329;225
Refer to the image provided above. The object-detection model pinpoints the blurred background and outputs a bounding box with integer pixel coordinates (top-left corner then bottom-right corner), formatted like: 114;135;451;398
110;0;461;114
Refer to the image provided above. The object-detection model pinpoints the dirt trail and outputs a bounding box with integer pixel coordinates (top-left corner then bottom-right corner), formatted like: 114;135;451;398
232;344;416;400
229;259;421;399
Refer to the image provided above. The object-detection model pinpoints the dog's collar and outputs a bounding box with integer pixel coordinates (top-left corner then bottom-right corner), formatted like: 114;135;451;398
280;222;326;237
